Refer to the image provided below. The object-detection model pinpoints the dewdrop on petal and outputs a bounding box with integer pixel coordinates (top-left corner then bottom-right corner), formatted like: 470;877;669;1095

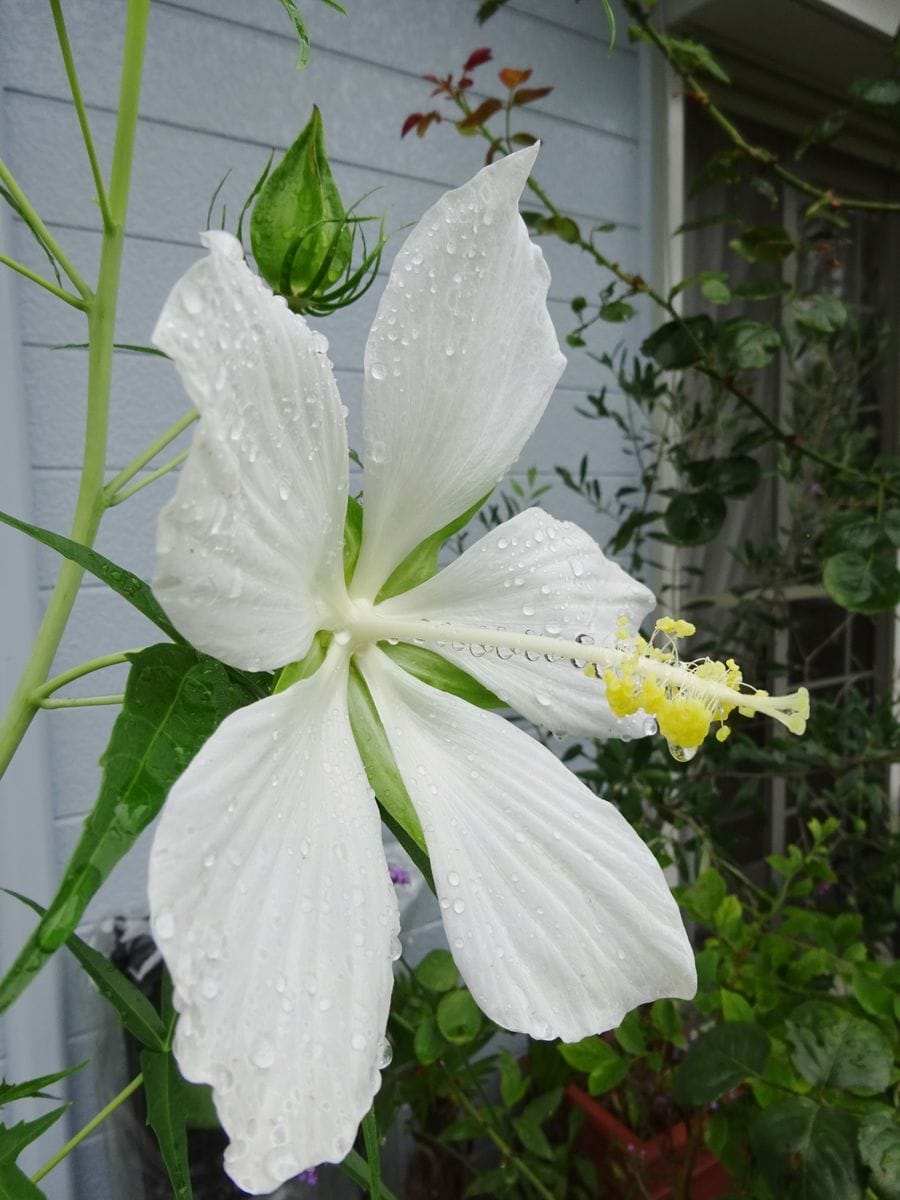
587;616;809;762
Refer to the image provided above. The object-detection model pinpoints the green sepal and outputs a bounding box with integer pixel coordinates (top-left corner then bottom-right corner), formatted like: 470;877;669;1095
274;629;333;694
251;106;351;300
380;643;503;710
346;663;434;892
343;495;363;585
374;492;490;603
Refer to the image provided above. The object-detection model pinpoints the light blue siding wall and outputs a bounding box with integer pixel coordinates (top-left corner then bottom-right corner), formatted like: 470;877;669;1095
0;2;651;1194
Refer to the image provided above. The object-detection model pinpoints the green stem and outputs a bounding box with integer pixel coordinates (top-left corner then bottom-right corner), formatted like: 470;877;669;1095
31;650;137;700
105;448;189;507
38;694;124;709
0;158;91;299
451;1087;556;1200
0;251;86;308
361;1107;382;1200
31;1072;143;1184
0;0;150;782
103;408;198;499
49;0;113;232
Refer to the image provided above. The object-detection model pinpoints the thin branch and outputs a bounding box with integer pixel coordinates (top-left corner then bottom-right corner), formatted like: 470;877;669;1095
49;0;113;231
0;158;92;299
31;1073;143;1184
103;409;198;500
105;448;189;507
0;251;86;308
37;694;125;709
31;649;139;701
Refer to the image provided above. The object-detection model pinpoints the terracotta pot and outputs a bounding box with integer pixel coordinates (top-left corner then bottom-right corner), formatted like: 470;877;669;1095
565;1084;732;1200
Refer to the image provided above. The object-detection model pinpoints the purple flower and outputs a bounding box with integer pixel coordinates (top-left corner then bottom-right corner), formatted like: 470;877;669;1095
297;1167;318;1186
389;863;411;886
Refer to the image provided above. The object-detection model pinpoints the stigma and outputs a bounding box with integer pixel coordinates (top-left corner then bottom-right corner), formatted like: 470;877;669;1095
587;616;810;762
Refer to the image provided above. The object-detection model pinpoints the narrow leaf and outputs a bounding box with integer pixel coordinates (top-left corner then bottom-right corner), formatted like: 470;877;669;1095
140;1050;192;1200
0;1065;84;1108
0;1106;68;1166
0;511;179;642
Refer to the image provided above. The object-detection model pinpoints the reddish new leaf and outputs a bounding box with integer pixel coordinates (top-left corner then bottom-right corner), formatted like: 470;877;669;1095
464;47;494;72
401;112;423;138
416;112;442;137
458;97;503;130
499;67;532;89
512;86;553;107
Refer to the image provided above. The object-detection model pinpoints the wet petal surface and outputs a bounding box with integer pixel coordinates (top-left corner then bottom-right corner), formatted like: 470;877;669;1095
377;508;656;737
352;147;566;598
153;231;349;671
360;648;696;1043
148;654;398;1194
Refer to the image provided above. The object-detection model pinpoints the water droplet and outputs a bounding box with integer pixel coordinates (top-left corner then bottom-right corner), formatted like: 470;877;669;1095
377;1037;393;1069
370;361;387;381
317;995;333;1012
668;743;698;763
267;1150;300;1182
250;1037;275;1069
369;439;387;464
522;603;536;617
389;935;402;962
644;718;659;736
334;629;351;646
447;870;461;887
351;1032;367;1051
452;898;465;914
181;283;203;314
277;477;290;501
497;537;509;549
470;643;486;658
203;851;216;869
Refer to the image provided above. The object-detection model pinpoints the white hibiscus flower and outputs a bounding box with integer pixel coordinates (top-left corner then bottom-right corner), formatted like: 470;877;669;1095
148;146;806;1194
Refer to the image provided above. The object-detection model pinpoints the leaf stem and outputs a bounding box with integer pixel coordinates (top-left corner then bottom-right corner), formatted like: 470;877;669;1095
103;409;198;500
31;650;137;701
0;251;86;308
31;1072;143;1184
0;0;150;782
361;1107;383;1200
37;694;125;709
105;449;189;507
450;1086;556;1200
49;0;113;232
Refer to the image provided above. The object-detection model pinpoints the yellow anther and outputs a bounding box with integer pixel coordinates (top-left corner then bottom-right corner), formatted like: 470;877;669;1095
587;614;809;761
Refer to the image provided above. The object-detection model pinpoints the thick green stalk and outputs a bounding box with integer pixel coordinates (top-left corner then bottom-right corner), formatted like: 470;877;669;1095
0;0;150;780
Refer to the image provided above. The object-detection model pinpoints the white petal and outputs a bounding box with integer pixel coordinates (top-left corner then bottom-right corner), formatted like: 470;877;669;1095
377;508;656;738
359;649;695;1043
153;231;349;671
352;147;566;598
148;656;398;1194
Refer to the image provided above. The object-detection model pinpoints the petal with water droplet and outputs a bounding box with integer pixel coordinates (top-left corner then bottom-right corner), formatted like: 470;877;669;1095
153;231;349;670
352;146;566;598
358;649;695;1042
377;508;655;738
149;653;398;1192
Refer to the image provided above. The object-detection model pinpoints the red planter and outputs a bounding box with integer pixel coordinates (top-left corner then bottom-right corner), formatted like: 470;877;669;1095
566;1085;732;1200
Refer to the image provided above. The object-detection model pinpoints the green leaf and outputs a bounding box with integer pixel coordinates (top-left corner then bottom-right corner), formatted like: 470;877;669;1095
642;314;715;369
251;106;351;298
498;1049;528;1109
729;224;794;264
823;511;882;555
414;950;458;994
140;1050;193;1200
346;663;433;887
599;300;635;322
587;1057;630;1095
684;455;761;498
785;1001;891;1094
0;645;254;1013
5;893;166;1051
0;1106;68;1166
436;989;482;1045
793;292;848;334
0;1161;48;1199
751;1098;862;1200
613;1010;647;1056
413;1016;446;1065
822;550;900;614
680;869;726;923
849;77;900;107
858;1110;900;1200
380;642;502;710
664;490;726;546
0;1064;84;1107
720;989;755;1023
339;1149;401;1200
0;510;179;642
513;1088;562;1160
650;998;684;1045
276;0;312;67
374;493;490;602
719;318;781;369
673;1021;770;1105
732;275;790;301
699;272;731;305
882;507;900;548
559;1036;623;1074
